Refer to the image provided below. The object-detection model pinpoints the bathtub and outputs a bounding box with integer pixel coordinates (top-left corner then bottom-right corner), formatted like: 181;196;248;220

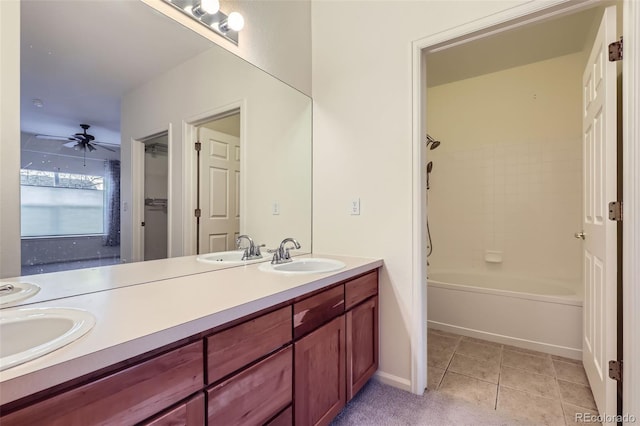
427;270;583;359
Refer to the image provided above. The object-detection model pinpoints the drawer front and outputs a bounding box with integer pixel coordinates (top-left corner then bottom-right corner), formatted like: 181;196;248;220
207;306;291;384
2;341;204;426
345;270;378;310
294;285;344;339
266;406;292;426
207;346;292;425
142;392;205;426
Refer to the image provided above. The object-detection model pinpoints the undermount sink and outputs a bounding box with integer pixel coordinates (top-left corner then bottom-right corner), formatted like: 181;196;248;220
0;282;40;306
259;258;346;274
0;307;95;371
196;250;265;265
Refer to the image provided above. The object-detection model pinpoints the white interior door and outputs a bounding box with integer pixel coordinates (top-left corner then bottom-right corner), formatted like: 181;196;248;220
582;5;617;419
198;127;240;254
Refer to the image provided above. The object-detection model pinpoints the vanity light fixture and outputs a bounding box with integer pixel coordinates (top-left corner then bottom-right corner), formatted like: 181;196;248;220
220;11;245;32
163;0;244;45
191;0;219;17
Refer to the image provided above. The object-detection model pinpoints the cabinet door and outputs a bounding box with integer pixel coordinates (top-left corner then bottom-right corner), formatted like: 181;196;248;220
346;296;378;401
142;393;205;426
294;315;346;426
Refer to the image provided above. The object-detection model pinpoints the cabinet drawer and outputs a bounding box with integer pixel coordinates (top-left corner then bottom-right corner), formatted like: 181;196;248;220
345;270;378;310
207;346;292;425
207;306;291;384
2;341;204;426
141;392;205;426
294;285;344;339
266;406;292;426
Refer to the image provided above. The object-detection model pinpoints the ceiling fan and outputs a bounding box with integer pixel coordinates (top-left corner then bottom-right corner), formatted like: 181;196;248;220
36;124;119;153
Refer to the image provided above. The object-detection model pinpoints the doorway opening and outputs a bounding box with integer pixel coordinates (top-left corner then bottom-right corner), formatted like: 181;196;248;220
415;2;622;421
141;132;169;261
195;110;241;255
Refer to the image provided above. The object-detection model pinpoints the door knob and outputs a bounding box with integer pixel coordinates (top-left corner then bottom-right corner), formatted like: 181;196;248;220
574;231;585;240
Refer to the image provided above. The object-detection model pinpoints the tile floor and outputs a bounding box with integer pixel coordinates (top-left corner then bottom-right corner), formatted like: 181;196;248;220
428;328;600;426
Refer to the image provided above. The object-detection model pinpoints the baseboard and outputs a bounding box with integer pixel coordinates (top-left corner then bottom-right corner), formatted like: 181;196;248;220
373;370;412;392
428;320;582;360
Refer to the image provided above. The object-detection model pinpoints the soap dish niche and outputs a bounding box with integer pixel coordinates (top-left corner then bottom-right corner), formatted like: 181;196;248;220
485;250;503;263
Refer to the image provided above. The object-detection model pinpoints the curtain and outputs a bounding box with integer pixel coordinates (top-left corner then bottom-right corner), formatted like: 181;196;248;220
103;160;121;246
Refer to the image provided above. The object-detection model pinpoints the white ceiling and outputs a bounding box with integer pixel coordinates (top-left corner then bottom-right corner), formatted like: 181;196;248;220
426;7;602;87
20;0;214;145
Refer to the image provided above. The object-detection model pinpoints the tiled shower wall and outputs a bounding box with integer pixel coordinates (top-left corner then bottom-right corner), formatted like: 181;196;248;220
426;53;585;289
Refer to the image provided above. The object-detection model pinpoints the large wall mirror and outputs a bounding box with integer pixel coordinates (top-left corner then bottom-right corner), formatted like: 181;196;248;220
6;0;311;306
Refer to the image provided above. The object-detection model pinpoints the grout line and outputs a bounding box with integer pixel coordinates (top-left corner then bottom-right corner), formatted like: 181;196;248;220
495;344;503;410
555;370;570;426
501;363;556;378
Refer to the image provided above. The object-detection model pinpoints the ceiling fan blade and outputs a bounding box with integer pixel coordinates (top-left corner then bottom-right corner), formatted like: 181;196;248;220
87;143;97;152
93;142;118;152
35;134;75;141
62;141;77;148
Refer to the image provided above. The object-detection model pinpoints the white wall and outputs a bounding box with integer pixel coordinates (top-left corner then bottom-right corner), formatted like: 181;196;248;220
0;0;21;278
427;53;584;288
121;45;312;262
311;0;529;389
142;0;312;96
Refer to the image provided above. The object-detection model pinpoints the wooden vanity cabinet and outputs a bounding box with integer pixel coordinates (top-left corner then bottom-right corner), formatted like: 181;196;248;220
0;267;379;426
293;269;379;426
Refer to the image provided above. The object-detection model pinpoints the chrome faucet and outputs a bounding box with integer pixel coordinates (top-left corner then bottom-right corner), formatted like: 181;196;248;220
0;283;15;294
236;235;263;260
271;237;301;264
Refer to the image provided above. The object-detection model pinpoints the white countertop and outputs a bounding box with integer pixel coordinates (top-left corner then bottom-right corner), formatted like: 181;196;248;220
0;253;382;405
0;252;290;308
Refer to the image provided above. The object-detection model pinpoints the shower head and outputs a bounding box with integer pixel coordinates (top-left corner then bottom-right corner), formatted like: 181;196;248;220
426;134;442;150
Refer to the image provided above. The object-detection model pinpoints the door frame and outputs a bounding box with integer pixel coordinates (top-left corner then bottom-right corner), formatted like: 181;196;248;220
411;0;640;416
131;127;172;262
182;100;246;256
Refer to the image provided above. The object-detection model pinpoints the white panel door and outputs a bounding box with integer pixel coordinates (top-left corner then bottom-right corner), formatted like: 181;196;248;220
582;6;617;419
198;127;240;254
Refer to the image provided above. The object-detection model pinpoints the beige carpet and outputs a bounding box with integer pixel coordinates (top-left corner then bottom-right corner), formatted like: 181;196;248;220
332;380;526;426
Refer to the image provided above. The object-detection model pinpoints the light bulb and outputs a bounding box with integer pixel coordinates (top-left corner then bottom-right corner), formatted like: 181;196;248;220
201;0;219;14
227;12;244;31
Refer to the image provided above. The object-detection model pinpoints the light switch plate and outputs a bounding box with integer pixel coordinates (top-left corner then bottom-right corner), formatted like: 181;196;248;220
272;201;280;215
350;198;360;215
